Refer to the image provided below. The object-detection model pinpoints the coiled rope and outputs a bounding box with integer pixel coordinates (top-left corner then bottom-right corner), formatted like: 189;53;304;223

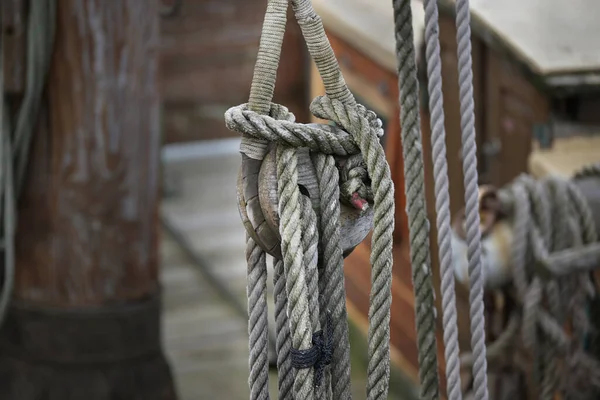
225;0;395;398
459;166;600;399
0;0;56;326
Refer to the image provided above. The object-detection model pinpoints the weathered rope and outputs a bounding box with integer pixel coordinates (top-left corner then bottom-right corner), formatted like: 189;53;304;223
312;150;352;399
460;167;600;399
273;259;294;399
242;1;290;398
421;0;463;398
226;0;395;398
246;235;271;400
454;0;489;398
0;0;56;326
392;1;440;398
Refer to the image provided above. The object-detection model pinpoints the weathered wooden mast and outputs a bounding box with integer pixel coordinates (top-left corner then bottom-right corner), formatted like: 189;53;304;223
0;1;177;398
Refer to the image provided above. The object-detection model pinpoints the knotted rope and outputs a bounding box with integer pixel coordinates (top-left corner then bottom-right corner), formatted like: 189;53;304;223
0;0;56;326
225;0;395;398
460;166;600;399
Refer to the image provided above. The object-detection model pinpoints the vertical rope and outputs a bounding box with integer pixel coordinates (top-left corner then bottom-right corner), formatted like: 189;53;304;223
392;0;440;398
277;146;316;399
244;2;289;399
300;195;326;399
421;0;463;398
246;236;271;400
273;259;294;399
312;152;351;400
454;0;489;398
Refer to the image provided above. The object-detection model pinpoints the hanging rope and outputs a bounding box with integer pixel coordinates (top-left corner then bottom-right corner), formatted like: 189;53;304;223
225;0;395;398
453;0;489;398
459;166;600;399
421;0;463;398
0;0;56;326
392;1;441;398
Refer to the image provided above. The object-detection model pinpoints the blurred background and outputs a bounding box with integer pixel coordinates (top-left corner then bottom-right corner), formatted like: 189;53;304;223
158;0;600;398
3;0;600;399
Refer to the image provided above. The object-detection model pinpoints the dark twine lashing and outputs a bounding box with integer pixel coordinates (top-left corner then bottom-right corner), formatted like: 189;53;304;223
290;312;334;388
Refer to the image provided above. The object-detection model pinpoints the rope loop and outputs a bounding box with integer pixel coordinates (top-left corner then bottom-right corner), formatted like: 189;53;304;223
461;164;600;398
224;102;360;158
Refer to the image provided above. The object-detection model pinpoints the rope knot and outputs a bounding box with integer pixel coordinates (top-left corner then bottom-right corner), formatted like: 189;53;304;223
290;312;334;388
339;154;372;211
309;95;384;139
309;95;383;211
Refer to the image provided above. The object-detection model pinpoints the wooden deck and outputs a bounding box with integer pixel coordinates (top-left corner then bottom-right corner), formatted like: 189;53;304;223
158;139;407;399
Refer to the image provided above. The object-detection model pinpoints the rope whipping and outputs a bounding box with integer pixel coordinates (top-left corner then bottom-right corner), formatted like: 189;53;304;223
421;0;463;398
225;0;396;397
454;0;489;398
460;165;600;399
392;1;440;398
0;0;56;326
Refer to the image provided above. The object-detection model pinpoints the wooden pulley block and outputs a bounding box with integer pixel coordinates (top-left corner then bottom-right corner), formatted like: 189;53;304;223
236;123;374;260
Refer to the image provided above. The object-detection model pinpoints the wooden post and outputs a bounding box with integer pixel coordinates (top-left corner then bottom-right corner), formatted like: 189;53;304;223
0;1;178;399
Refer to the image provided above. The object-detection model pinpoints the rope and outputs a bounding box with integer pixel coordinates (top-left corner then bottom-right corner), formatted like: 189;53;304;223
246;235;271;400
392;1;440;398
459;167;600;399
273;259;294;399
421;0;463;398
312;150;352;399
226;0;395;398
0;0;56;326
454;0;489;398
243;1;290;398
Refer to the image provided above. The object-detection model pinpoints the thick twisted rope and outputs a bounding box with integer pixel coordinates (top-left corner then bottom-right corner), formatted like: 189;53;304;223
421;0;463;399
0;0;56;326
228;0;396;397
312;151;351;399
299;194;326;398
243;1;289;398
392;1;440;398
273;259;294;399
454;0;489;398
246;236;271;400
310;95;394;400
460;168;600;398
277;145;317;399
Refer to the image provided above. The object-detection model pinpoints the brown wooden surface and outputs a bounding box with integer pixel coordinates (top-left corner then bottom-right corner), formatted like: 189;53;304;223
160;1;309;144
15;0;161;306
486;50;549;187
1;2;177;399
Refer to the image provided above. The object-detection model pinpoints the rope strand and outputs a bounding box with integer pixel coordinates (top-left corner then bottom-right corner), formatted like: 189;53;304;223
392;1;440;398
421;0;463;398
454;0;489;398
